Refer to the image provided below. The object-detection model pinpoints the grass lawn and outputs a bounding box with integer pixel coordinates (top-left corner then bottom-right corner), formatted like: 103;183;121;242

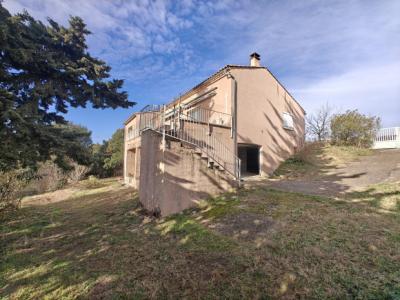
1;178;400;299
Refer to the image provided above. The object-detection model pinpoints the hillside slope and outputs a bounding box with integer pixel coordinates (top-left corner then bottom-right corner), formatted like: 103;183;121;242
1;178;399;298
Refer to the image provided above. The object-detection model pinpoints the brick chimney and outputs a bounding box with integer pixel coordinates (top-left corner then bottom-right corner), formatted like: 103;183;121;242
250;52;260;67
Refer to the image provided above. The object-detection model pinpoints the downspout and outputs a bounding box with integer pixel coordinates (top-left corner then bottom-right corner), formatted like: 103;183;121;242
123;127;127;184
228;71;240;183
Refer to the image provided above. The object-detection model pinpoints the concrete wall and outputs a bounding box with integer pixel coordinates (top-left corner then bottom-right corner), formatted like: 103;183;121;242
232;68;305;175
139;130;236;216
125;140;141;188
124;115;142;187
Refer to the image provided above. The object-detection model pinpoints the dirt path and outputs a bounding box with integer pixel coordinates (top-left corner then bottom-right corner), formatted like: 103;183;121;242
245;149;400;197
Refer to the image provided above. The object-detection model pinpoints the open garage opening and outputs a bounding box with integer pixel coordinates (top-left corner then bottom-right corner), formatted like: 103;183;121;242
238;144;260;177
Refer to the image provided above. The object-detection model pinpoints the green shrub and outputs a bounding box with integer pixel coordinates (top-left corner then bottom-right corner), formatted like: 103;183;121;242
21;160;89;196
0;169;34;213
330;110;380;148
83;176;104;189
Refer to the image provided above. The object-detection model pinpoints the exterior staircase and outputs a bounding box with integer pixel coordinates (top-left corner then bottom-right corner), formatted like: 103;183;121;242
137;106;241;181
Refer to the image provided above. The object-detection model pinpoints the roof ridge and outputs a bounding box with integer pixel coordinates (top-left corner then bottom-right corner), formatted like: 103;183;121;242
167;65;268;107
125;63;304;124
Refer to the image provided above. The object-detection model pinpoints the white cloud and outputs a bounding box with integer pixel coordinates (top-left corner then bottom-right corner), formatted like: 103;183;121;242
3;0;400;128
3;0;198;78
292;62;400;126
200;0;400;127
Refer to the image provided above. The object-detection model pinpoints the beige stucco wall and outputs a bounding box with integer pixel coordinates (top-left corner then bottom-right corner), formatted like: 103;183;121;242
125;139;141;188
167;74;233;116
124;66;305;195
231;68;305;175
124;115;141;187
139;130;236;216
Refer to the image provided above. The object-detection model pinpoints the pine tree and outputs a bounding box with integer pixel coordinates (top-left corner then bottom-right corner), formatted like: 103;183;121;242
0;4;134;171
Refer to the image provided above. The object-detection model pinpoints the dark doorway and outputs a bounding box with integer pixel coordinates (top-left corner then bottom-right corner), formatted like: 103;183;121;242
238;144;260;176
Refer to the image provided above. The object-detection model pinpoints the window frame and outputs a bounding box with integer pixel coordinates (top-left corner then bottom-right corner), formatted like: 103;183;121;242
127;126;133;139
282;112;295;130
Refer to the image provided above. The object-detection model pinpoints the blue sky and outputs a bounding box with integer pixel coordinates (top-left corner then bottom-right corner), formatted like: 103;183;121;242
5;0;400;143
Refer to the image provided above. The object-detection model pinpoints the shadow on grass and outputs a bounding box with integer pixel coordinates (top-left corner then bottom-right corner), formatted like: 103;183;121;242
1;181;400;299
0;185;253;299
345;185;400;214
1;186;147;299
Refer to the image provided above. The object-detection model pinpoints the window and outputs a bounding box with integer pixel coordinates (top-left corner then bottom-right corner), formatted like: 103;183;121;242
188;109;200;121
282;112;294;130
128;126;133;139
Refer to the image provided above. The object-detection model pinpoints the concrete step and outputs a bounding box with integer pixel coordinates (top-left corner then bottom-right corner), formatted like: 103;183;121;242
214;163;225;171
200;153;208;159
192;148;209;160
165;135;181;142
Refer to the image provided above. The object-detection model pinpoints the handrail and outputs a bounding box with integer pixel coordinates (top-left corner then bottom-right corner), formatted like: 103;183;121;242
184;106;232;127
132;109;240;180
176;112;240;179
182;112;234;155
140;104;163;113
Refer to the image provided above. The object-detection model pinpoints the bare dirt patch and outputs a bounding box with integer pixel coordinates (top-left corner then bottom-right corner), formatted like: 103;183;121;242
249;149;400;197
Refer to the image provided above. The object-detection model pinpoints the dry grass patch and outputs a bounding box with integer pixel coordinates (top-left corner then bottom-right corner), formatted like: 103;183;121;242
274;142;373;179
213;187;400;298
1;178;399;299
346;181;400;213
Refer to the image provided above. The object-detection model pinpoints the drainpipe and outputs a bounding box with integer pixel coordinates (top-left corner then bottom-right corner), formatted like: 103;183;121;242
162;104;166;148
228;72;240;183
123;128;127;184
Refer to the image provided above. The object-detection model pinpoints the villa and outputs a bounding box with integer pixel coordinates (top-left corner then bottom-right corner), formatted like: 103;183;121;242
124;53;305;216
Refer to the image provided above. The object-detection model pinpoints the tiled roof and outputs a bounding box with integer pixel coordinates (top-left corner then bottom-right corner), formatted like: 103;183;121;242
167;65;266;108
167;65;305;114
124;64;305;124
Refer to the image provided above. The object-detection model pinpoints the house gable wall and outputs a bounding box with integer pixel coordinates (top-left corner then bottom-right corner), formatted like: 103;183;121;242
168;74;233;116
231;68;305;175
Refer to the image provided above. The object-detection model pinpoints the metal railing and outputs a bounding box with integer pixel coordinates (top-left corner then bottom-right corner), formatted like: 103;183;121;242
170;112;240;179
128;106;232;141
130;107;240;180
185;106;232;127
126;111;163;141
140;104;163;112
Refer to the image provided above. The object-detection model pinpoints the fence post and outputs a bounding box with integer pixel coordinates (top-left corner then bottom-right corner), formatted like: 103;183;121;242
397;127;400;142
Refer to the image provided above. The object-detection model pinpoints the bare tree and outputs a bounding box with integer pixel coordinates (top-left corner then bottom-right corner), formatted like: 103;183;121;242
306;103;333;141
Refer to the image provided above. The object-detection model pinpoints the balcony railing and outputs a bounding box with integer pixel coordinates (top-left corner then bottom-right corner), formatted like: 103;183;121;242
183;106;232;127
125;106;240;180
140;104;163;113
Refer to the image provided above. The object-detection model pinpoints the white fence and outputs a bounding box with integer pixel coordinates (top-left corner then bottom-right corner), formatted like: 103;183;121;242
373;127;400;149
